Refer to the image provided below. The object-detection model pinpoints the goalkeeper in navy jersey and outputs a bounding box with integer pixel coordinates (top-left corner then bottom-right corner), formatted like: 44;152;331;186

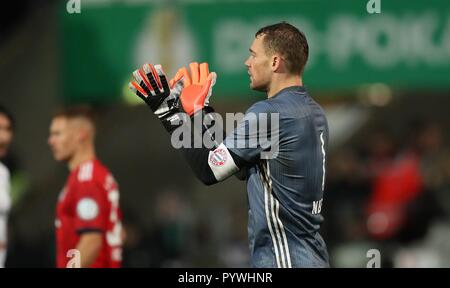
129;22;329;268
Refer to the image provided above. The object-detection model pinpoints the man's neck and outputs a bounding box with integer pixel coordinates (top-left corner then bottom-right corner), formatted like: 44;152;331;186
68;147;96;171
267;76;303;98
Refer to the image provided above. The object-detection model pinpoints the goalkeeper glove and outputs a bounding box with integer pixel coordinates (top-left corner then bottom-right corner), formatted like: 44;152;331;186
176;62;217;116
129;63;184;132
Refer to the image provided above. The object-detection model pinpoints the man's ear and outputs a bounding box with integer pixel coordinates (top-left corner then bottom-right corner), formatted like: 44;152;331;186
76;125;91;142
271;54;283;72
79;129;89;142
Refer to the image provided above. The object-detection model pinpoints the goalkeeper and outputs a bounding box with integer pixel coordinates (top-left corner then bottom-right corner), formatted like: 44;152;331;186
130;22;329;268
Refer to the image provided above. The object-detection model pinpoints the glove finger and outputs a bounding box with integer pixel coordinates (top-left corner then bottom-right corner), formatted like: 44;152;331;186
129;81;148;102
154;64;170;96
133;69;153;95
171;76;185;96
170;67;186;88
199;62;209;84
202;72;217;106
189;62;200;85
150;64;164;90
143;64;162;94
210;71;217;87
177;67;192;87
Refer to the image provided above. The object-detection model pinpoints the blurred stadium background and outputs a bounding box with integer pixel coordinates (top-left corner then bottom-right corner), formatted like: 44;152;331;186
1;0;450;267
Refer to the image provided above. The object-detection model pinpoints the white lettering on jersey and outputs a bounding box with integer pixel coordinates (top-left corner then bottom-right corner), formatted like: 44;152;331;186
78;161;93;182
312;198;323;215
106;189;122;247
320;132;326;192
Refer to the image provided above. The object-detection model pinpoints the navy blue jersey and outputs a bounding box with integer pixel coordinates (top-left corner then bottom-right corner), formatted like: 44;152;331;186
223;86;329;268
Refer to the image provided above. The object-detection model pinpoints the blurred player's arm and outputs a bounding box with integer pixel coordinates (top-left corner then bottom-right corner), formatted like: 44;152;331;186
72;180;107;268
75;232;103;268
0;167;11;267
0;222;6;267
0;207;8;266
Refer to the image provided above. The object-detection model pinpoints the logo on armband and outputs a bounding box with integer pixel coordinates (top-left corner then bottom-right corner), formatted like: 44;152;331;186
209;148;227;166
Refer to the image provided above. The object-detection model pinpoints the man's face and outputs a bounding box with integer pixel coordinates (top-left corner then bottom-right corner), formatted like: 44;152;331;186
48;117;78;162
245;35;273;92
0;114;13;158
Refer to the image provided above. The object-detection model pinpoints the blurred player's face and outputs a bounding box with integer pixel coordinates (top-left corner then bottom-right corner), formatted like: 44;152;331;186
0;114;13;158
245;35;272;92
48;117;79;162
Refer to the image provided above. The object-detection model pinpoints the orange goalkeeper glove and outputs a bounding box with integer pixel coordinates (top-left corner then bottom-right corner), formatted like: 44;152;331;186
171;62;217;116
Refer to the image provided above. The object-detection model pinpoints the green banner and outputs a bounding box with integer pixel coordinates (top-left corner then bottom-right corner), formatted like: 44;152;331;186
60;0;450;103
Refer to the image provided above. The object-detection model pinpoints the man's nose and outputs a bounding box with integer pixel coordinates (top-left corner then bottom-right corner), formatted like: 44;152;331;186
244;58;250;67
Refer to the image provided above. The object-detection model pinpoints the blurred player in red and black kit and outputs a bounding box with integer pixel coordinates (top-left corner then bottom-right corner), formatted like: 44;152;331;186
48;106;123;268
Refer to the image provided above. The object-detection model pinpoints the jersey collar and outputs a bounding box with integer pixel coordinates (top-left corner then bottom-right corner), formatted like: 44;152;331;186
271;85;307;98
